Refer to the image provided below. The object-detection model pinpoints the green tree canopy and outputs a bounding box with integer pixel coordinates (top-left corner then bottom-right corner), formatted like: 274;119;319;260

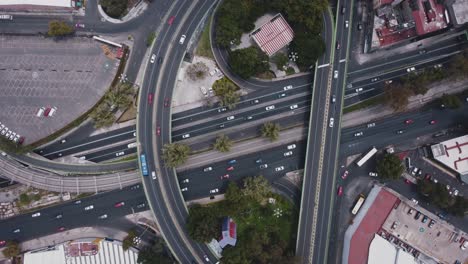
2;241;21;258
290;30;325;68
384;83;413;112
261;122;280;141
272;53;289;70
242;175;272;203
100;0;128;18
186;204;220;242
212;77;241;109
162;143;191;167
19;193;31;206
375;154;404;180
228;47;269;79
122;230;137;251
440;94;462;109
48;21;74;37
213;134;233;152
137;239;173;264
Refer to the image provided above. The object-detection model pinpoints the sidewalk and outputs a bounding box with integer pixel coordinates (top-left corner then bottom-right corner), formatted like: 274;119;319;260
97;1;148;24
342;78;468;128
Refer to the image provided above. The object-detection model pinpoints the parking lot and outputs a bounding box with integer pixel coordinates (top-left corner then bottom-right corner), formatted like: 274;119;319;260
0;35;119;144
383;198;468;264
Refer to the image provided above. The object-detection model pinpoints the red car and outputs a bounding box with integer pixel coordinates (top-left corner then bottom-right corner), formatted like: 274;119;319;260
44;107;51;117
341;170;349;180
57;227;66;232
18;136;25;145
168;16;175;25
156;126;161;136
429;120;437;125
404;179;411;184
164;98;170;107
337;186;343;196
148;93;153;104
404;119;414;124
227;166;234;171
0;240;6;247
220;174;230;179
114;201;125;208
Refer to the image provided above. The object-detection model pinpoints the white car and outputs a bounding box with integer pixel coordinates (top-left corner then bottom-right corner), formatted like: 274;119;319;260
226;115;235;121
355;88;363;93
150;54;156;63
181;187;188;192
283;85;293;90
259;164;268;169
151;171;157;180
290;104;298;110
84;205;94;211
407;67;416;72
115;151;125;157
354;131;363;137
367;123;375;128
265;105;275;111
329;117;334;128
371;77;379;82
369;172;378;177
210;188;219;194
218;107;227;112
284;151;293;157
275;166;284;172
182;133;190;139
203;167;212;172
334;70;338;79
181;179;189;183
98;214;108;219
287;144;296;150
411;198;418;205
179;34;186;44
453;189;459;196
13;229;20;233
345;20;349;28
32;212;41;218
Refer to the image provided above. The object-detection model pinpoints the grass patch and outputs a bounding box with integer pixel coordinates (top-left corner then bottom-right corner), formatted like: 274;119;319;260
285;67;295;75
103;154;137;163
195;20;214;59
343;95;385;114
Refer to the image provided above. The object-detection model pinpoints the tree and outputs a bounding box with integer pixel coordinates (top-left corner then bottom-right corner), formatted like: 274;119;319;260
47;21;74;37
122;230;137;251
290;30;325;69
137;239;173;264
384;83;412;112
2;241;21;258
242;176;272;203
403;73;429;95
440;94;462;109
272;53;289;70
90;103;116;128
100;0;128;18
261;122;280;141
375;154;404;180
186;62;209;81
106;83;134;110
447;51;468;79
162;143;191;167
212;77;241;109
19;193;31;206
229;47;269;79
213;134;233;152
186;204;219;242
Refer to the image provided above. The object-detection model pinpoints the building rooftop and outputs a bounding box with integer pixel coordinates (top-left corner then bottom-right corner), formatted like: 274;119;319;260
251;13;294;57
451;0;468;25
0;0;71;7
412;0;447;35
431;134;468;178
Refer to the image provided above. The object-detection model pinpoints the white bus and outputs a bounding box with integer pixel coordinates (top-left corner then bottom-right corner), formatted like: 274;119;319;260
351;194;366;215
356;147;377;167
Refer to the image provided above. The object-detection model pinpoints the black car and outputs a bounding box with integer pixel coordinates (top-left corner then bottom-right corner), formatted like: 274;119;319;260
158;57;163;64
357;23;363;30
414;211;421;220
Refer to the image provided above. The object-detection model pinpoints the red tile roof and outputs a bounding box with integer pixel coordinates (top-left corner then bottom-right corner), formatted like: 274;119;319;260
251;14;294;56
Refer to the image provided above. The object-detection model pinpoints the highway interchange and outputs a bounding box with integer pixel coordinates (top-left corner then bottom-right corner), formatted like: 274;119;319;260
0;0;467;263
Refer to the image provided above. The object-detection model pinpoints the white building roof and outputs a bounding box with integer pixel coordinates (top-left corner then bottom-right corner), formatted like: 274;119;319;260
0;0;71;7
368;234;416;264
24;240;138;264
251;13;294;56
431;134;468;176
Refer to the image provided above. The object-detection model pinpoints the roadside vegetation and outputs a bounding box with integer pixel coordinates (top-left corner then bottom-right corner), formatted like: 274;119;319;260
162;143;191;167
416;179;468;217
213;134;233;152
195;20;214;59
343;95;385;114
122;229;138;251
261;122;281;141
186;176;298;263
146;32;156;47
2;241;21;259
90;82;135;128
215;0;327;71
375;154;405;180
385;48;468;111
228;47;270;79
137;238;173;264
47;21;74;37
100;0;128;18
439;93;462;109
186;62;209;81
212;77;241;109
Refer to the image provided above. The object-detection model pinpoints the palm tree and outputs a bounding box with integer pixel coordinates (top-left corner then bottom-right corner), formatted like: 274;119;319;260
261;122;280;141
213;134;233;152
162;143;191;167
